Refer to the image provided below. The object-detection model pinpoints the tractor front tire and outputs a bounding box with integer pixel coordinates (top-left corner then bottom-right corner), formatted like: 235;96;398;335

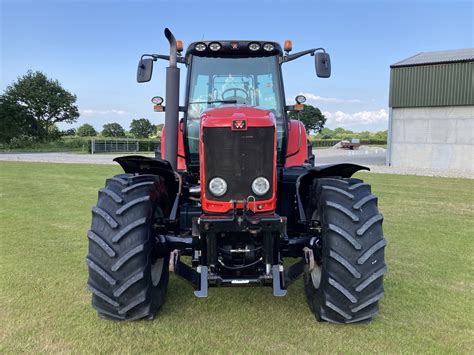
304;177;387;323
86;174;170;320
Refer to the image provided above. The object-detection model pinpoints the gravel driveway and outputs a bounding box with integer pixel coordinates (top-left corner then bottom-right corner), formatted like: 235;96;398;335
1;148;472;179
0;147;386;165
314;146;387;166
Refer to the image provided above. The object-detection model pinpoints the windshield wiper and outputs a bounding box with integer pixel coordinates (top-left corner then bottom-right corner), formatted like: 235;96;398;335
188;99;237;105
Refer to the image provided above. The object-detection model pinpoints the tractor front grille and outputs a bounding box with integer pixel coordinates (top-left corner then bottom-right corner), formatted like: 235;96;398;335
203;127;274;202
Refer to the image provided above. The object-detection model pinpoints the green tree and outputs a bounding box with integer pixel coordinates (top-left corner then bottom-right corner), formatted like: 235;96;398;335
288;104;326;134
0;95;37;143
61;128;77;136
155;123;164;138
318;127;334;139
77;123;97;137
2;71;79;140
333;127;350;138
102;123;125;137
358;131;372;139
130;118;154;138
373;130;388;141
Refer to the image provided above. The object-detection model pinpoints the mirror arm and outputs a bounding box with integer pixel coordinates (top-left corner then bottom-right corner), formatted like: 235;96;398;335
154;106;187;112
152;54;169;61
152;54;186;64
141;54;186;64
282;48;326;63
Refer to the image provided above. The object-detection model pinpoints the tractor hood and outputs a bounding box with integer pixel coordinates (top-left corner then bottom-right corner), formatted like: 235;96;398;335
200;106;276;129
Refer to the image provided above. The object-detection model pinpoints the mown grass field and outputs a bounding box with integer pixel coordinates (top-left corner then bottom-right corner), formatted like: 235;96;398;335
1;161;473;353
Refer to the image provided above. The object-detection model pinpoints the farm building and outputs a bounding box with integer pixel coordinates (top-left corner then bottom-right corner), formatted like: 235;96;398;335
387;48;474;171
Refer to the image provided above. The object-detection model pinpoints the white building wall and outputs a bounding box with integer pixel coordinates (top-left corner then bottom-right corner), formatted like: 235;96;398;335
389;106;474;171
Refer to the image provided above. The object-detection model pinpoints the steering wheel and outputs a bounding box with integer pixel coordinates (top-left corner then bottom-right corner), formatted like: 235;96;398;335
221;88;249;103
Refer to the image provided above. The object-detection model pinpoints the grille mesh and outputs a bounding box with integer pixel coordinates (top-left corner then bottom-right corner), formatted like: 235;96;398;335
203;127;274;201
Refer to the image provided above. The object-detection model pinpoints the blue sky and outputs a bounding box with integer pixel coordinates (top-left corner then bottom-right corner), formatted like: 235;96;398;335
1;0;472;132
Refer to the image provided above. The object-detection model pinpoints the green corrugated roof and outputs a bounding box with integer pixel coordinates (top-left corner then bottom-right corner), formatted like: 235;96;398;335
389;49;474;108
391;48;474;68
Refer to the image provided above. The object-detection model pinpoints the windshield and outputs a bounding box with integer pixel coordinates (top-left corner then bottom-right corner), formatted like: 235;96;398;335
186;55;285;166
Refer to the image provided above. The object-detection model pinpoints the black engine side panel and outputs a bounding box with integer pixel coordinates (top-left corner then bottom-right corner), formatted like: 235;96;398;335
277;166;308;233
278;163;369;232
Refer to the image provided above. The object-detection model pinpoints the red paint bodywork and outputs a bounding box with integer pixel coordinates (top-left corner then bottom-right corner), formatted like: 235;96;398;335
161;111;310;214
285;119;309;168
199;107;277;214
161;119;187;171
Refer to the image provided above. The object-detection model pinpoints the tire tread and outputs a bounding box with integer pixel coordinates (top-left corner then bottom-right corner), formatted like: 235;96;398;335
86;173;169;321
304;177;386;324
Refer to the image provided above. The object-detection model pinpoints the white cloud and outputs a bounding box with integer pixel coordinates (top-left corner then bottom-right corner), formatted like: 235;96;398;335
298;93;362;103
323;109;388;127
81;109;129;116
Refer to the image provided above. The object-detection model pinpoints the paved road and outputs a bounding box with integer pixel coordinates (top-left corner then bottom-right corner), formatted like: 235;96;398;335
0;148;387;166
1;148;471;178
314;147;386;166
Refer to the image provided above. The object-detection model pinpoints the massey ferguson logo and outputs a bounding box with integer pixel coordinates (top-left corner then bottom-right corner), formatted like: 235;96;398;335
232;119;247;130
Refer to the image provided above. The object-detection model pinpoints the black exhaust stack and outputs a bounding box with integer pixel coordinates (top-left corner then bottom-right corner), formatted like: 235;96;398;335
163;28;180;170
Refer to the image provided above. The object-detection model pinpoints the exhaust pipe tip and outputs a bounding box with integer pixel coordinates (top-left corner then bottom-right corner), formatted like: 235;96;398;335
164;28;177;68
164;28;174;42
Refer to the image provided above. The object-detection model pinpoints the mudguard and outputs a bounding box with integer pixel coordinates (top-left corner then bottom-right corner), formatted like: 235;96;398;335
114;156;181;218
296;163;369;223
114;155;175;178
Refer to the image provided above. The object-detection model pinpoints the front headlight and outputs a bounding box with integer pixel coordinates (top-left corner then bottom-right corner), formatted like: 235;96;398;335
209;177;227;197
251;177;270;196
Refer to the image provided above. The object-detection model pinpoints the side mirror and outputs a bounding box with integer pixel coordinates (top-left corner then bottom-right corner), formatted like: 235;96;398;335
137;58;154;83
315;52;331;78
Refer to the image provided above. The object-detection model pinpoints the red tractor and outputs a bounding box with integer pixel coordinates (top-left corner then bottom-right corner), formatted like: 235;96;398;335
86;29;386;323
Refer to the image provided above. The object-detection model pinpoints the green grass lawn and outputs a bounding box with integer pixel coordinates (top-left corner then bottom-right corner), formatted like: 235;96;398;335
1;161;473;353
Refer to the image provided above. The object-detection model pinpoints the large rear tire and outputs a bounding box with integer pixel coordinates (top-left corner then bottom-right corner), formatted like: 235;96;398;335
86;173;170;320
304;177;387;323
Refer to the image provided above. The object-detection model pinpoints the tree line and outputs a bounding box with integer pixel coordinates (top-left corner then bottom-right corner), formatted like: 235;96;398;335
1;70;386;147
315;127;387;141
0;71;165;144
287;105;387;140
76;121;164;139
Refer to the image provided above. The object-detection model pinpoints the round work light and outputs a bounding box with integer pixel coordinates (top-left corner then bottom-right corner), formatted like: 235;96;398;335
248;42;261;51
194;43;207;52
263;43;275;52
295;95;307;104
209;42;222;51
151;96;164;105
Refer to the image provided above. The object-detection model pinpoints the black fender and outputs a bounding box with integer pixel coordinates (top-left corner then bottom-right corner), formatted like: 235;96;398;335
114;155;177;184
295;163;369;223
114;155;181;220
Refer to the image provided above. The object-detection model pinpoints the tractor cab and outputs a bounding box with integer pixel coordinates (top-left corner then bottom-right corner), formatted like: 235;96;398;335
136;32;331;174
183;41;287;169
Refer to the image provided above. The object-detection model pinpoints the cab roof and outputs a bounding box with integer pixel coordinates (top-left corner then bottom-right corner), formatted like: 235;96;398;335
185;40;283;58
